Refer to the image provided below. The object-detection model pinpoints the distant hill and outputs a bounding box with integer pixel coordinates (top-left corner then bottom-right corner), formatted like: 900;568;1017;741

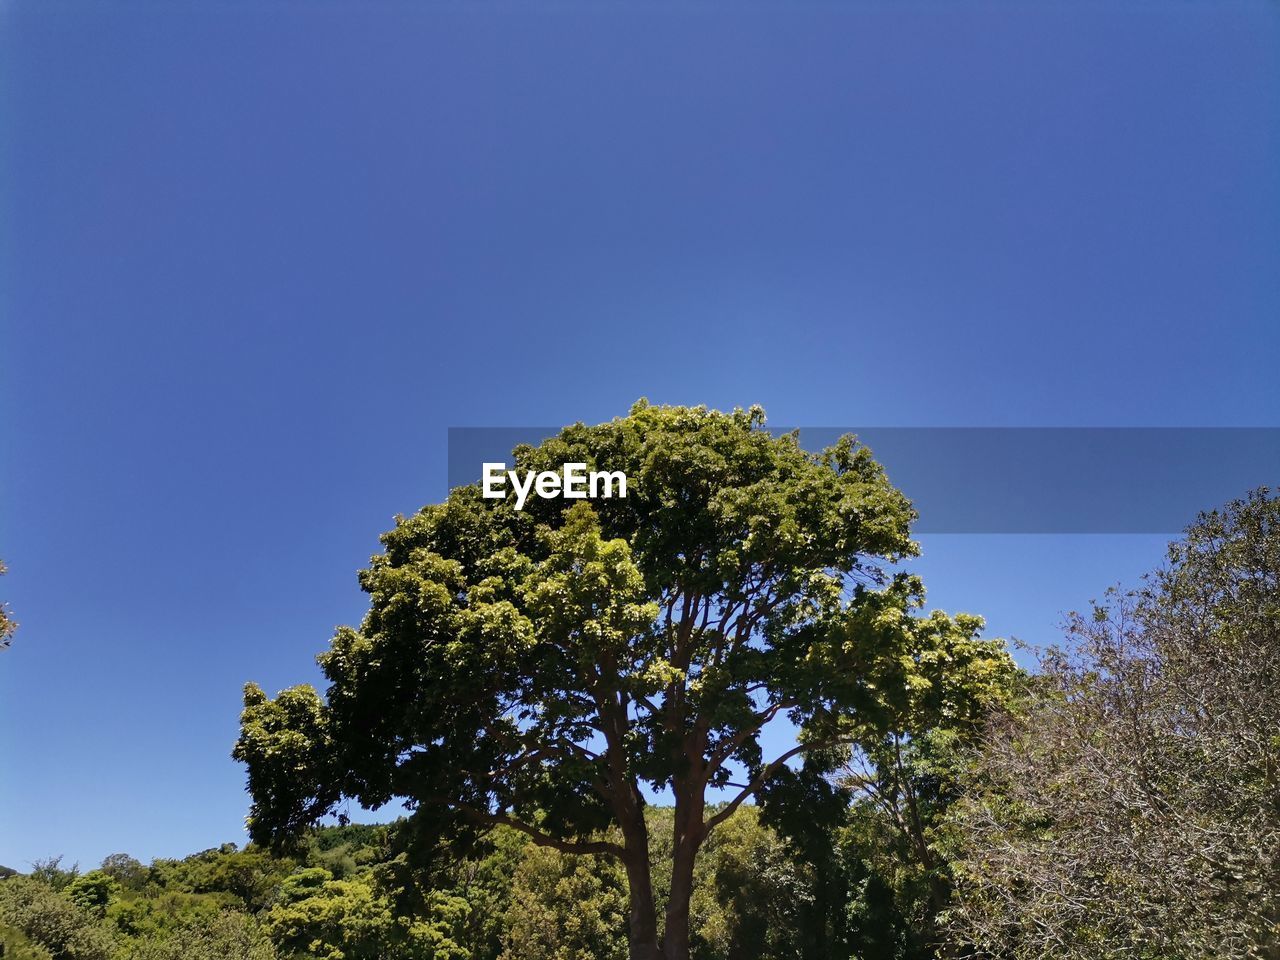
0;865;17;878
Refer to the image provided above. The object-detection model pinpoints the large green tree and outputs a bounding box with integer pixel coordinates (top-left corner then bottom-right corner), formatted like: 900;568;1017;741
235;402;1011;960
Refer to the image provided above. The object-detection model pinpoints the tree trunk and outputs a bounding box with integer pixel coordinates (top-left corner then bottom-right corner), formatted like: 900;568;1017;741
661;794;705;960
661;844;696;960
623;849;663;960
618;803;662;960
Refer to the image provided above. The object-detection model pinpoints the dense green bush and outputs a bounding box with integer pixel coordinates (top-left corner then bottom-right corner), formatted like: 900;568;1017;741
0;876;115;960
119;912;276;960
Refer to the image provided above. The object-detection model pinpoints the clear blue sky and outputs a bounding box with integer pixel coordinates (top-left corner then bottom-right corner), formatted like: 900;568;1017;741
2;1;1277;869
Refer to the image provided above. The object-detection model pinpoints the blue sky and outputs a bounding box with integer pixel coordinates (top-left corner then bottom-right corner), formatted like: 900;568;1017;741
1;1;1277;869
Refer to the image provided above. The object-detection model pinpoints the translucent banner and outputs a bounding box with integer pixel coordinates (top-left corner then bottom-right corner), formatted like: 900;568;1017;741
447;427;1280;533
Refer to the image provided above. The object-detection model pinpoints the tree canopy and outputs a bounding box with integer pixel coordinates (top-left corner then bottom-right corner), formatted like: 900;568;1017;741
234;401;1014;960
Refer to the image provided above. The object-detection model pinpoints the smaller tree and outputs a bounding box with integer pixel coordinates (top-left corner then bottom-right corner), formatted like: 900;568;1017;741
834;624;1021;959
97;855;147;892
946;488;1280;960
66;873;118;919
27;859;77;893
194;849;287;912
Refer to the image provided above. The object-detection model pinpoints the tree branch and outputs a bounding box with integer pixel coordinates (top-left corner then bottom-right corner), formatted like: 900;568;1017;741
457;805;625;859
703;736;853;835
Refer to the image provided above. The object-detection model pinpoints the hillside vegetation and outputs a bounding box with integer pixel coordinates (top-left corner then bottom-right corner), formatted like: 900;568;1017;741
1;806;910;960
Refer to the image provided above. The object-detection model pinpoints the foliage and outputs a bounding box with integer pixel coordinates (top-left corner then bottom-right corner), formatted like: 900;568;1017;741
265;870;469;960
0;876;115;960
234;401;1010;960
490;806;820;960
65;874;118;919
119;911;276;960
0;921;55;960
159;848;288;913
945;488;1280;959
28;860;78;894
830;627;1022;960
687;805;812;960
500;845;628;960
837;729;966;960
429;826;529;960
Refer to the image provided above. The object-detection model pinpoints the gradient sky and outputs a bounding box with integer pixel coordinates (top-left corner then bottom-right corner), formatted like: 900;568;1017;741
2;1;1278;870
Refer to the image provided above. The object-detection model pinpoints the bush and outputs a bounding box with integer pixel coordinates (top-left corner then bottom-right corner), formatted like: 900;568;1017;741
119;911;276;960
0;877;115;960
